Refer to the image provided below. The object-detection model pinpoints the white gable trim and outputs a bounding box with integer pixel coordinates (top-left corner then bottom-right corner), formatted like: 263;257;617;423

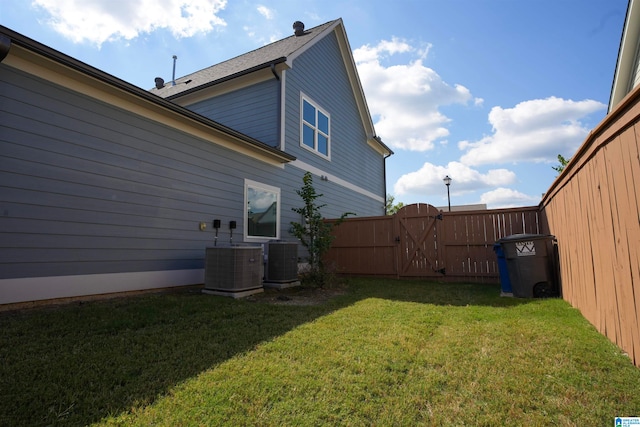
334;22;377;140
285;19;388;156
285;20;342;66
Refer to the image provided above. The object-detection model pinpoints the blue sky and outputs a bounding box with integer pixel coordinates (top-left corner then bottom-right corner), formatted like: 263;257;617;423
1;0;628;208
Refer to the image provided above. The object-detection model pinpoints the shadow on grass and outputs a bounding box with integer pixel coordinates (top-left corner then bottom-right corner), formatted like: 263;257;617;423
0;278;533;426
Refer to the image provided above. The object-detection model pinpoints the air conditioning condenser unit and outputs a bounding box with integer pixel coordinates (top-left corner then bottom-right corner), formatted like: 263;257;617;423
202;246;263;298
263;241;300;289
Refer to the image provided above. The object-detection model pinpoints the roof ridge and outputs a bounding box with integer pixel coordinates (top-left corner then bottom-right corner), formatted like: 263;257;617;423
200;19;339;75
152;19;340;97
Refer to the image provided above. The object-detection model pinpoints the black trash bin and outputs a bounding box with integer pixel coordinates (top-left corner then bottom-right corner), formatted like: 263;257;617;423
498;234;558;298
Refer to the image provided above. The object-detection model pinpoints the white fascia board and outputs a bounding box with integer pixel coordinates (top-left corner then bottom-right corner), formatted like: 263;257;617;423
173;63;290;107
4;43;290;167
285;19;387;156
285;19;342;67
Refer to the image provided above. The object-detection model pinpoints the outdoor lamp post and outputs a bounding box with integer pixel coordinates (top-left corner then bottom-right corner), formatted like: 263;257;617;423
443;175;452;212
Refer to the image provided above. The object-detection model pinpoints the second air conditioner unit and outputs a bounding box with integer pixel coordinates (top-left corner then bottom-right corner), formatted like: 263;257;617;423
264;241;299;288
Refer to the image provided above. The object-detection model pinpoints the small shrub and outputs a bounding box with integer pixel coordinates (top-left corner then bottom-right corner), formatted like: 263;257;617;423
290;172;353;288
297;261;344;289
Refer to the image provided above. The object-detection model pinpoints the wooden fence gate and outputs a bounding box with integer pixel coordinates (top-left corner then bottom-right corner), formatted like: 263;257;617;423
325;203;541;283
396;203;445;278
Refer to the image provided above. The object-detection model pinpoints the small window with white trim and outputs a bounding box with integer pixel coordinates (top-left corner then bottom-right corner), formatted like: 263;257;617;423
301;95;330;158
244;179;280;240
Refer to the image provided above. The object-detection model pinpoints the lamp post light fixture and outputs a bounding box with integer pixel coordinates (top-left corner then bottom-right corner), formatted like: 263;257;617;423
443;175;452;212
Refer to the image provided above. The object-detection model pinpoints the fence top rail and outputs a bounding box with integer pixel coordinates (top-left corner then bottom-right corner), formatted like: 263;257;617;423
542;83;640;207
441;206;540;216
326;204;540;224
326;215;390;223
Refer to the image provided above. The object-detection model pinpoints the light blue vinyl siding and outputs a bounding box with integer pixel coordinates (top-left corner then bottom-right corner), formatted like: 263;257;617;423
284;31;385;202
178;30;386;217
186;79;280;147
0;66;291;280
0;23;389;285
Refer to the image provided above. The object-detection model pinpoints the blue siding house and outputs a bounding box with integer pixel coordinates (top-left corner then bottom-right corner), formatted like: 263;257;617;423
0;19;391;304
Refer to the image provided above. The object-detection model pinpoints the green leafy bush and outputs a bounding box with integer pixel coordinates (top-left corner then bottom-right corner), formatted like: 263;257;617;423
290;172;353;287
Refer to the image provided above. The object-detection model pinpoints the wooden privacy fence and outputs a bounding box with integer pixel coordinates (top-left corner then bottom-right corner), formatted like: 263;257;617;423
325;203;541;283
540;85;640;367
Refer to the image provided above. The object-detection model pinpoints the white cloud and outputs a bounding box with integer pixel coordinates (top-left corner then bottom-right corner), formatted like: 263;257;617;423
243;26;255;39
353;38;413;63
479;188;540;209
257;5;274;20
394;161;517;198
459;97;605;166
32;0;227;46
354;38;477;152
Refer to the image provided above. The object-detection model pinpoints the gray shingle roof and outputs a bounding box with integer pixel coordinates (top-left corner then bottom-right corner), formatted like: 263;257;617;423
150;20;339;99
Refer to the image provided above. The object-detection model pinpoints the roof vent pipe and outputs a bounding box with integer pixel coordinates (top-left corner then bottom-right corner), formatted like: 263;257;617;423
293;21;305;36
154;77;165;89
172;55;177;86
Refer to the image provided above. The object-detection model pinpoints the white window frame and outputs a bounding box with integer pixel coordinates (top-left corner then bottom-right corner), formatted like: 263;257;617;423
244;179;281;241
300;93;331;159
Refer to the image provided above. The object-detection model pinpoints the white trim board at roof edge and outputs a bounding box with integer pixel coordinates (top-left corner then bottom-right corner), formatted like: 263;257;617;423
172;65;288;107
285;20;380;152
2;42;291;167
284;20;341;67
289;160;385;203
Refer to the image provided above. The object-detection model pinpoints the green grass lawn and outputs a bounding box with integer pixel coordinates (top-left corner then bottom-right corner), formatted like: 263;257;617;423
1;278;639;426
